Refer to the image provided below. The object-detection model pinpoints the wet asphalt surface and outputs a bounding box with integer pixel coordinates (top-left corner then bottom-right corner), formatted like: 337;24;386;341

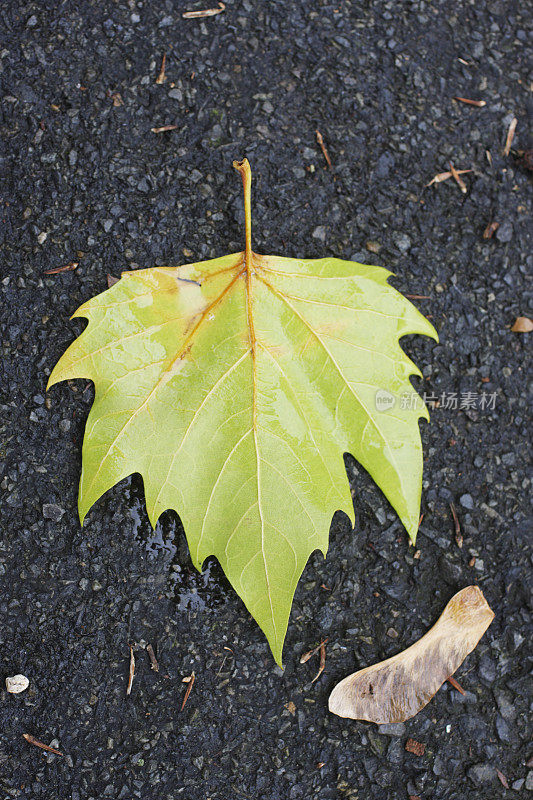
1;1;532;798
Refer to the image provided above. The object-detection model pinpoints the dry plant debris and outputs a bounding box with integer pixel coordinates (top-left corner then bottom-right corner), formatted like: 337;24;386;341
182;2;225;18
449;502;463;548
511;317;533;333
329;586;494;723
315;130;332;168
496;769;509;788
155;54;166;84
126;645;135;696
453;97;486;107
311;642;327;684
426;169;472;187
503;117;517;156
147;644;159;672
449;162;468;193
44;262;79;275
22;734;64;756
447;675;465;695
405;738;426;756
180;671;195;711
300;638;328;664
151;125;178;133
483;221;499;239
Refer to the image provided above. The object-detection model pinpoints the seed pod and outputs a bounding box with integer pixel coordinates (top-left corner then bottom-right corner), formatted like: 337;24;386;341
329;586;494;724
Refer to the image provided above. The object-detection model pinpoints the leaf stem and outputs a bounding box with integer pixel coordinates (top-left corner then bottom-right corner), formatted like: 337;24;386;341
233;158;252;268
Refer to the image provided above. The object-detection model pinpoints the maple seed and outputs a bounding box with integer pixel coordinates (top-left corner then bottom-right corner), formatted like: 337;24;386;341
329;586;493;723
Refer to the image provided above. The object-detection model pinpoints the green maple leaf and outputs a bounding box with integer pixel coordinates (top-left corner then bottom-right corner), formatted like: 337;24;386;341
48;159;437;665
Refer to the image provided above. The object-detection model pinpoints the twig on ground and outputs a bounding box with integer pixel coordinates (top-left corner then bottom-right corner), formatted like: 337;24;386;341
447;675;466;695
311;642;327;683
483;221;499;239
449;162;467;193
151;125;178;133
126;645;135;696
315;130;332;168
425;169;472;187
496;770;509;789
22;734;64;756
156;54;166;84
450;502;463;548
453;97;486;107
44;262;78;275
503;117;517;156
300;638;328;664
147;644;159;672
183;2;225;18
180;671;195;711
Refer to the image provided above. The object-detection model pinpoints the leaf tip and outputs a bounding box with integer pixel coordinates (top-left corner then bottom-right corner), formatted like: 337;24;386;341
78;494;92;527
271;647;285;670
404;516;419;547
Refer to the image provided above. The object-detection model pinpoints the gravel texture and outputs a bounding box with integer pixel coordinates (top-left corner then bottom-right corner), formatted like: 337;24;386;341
1;1;532;798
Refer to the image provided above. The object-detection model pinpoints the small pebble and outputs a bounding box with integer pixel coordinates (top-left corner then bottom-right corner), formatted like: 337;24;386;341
377;723;406;736
393;233;411;253
6;674;29;694
495;221;513;243
42;503;65;521
459;493;474;510
312;226;326;242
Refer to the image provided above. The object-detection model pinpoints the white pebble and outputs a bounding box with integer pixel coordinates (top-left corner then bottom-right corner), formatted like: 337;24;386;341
6;674;29;694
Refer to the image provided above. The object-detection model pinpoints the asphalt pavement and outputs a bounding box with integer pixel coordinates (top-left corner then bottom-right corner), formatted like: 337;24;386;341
0;1;531;798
